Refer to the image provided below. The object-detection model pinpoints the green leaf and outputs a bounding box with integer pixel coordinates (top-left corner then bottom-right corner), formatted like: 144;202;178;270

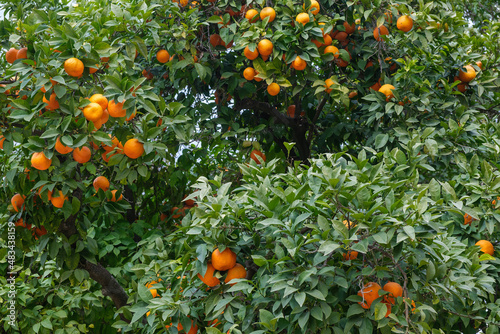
374;302;387;320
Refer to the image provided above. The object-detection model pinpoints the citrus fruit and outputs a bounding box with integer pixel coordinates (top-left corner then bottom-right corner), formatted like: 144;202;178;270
357;282;382;309
475;240;494;256
250;149;266;164
325;78;335;93
458;65;476;83
89;94;108;111
243;46;259;60
108;100;126;117
123;138;144;159
11;194;25;212
260;7;276;22
83;102;104;122
379;84;396;101
257;39;273;57
397;15;413;32
212;248;237;271
93;176;110;192
156;49;170;63
43;93;59;110
197;263;220;287
31;152;52;170
296;13;310;25
64;57;84;77
73;146;91;163
245;9;259;23
243;67;256;80
373;25;389;41
5;48;18;64
50;190;67;208
267;83;280;96
383;282;403;304
55;137;73;154
225;263;247;284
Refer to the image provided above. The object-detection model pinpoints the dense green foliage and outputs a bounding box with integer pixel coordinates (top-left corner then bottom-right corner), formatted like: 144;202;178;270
0;0;500;333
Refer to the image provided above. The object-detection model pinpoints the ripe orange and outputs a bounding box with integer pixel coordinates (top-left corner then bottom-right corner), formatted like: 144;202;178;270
343;21;356;34
325;78;335;93
349;91;358;99
397;15;413;32
64;57;84;77
50;190;67;208
83;102;104;122
257;39;273;57
123;138;144;159
342;250;358;261
126;110;137;122
458;65;476;83
379;84;395;101
108;100;126;117
260;7;276;22
245;9;259;23
11;194;25;212
333;31;348;42
93;176;110;192
0;135;5;149
109;189;123;202
383;282;403;304
225;263;247;284
324;46;340;58
212;248;237;271
43;93;59;110
89;65;99;74
267;83;280;96
177;321;198;334
197;263;220;287
89;94;108;111
292;56;307;71
463;213;474;225
243;67;256;80
17;47;28;60
31;152;52;170
383;302;392;317
6;48;18;64
171;206;183;218
296;13;310;25
250;149;266;164
156;49;170;63
142;69;153;80
475;240;494;256
476;60;483;70
34;226;47;237
102;135;123;152
303;0;320;15
145;279;162;298
55;137;73;154
357;282;382;309
322;34;332;46
243;46;259;60
373;25;389;41
73;146;91;163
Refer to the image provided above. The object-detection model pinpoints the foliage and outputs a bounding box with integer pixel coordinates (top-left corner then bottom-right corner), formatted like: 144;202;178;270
0;0;499;333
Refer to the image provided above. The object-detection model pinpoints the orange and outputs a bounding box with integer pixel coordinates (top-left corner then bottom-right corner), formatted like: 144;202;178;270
267;83;280;96
142;69;153;80
197;263;220;287
73;146;91;163
31;152;52;170
109;189;123;202
322;34;332;46
373;25;389;41
397;15;413;32
225;263;247;284
250;149;266;164
33;226;47;237
50;190;67;208
260;7;276;22
296;13;310;25
89;94;108;111
156;49;170;63
64;57;84;77
124;138;144;159
16;47;28;60
383;282;403;304
342;250;358;261
303;0;320;15
343;21;355;34
245;9;259;23
349;91;358;99
93;108;109;129
171;206;183;218
126;110;137;121
324;46;339;58
243;46;259;60
458;65;476;83
383;302;392;318
379;84;395;101
257;39;273;57
11;194;25;212
145;279;162;298
93;176;110;192
292;56;307;70
243;67;256;80
177;321;198;334
55;137;73;154
325;78;335;93
370;80;382;91
475;240;494;256
333;31;348;42
6;48;18;64
357;282;382;309
343;220;357;229
43;93;59;110
212;248;237;271
102;135;123;152
476;61;483;70
0;135;4;149
83;102;104;122
89;65;99;74
108;100;126;117
463;213;474;225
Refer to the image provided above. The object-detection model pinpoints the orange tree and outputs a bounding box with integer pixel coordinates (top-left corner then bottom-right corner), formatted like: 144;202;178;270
1;0;500;333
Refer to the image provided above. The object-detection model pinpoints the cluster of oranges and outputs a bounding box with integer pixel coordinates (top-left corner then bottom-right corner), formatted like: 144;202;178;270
14;218;47;239
169;195;197;219
357;281;408;317
198;248;247;287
